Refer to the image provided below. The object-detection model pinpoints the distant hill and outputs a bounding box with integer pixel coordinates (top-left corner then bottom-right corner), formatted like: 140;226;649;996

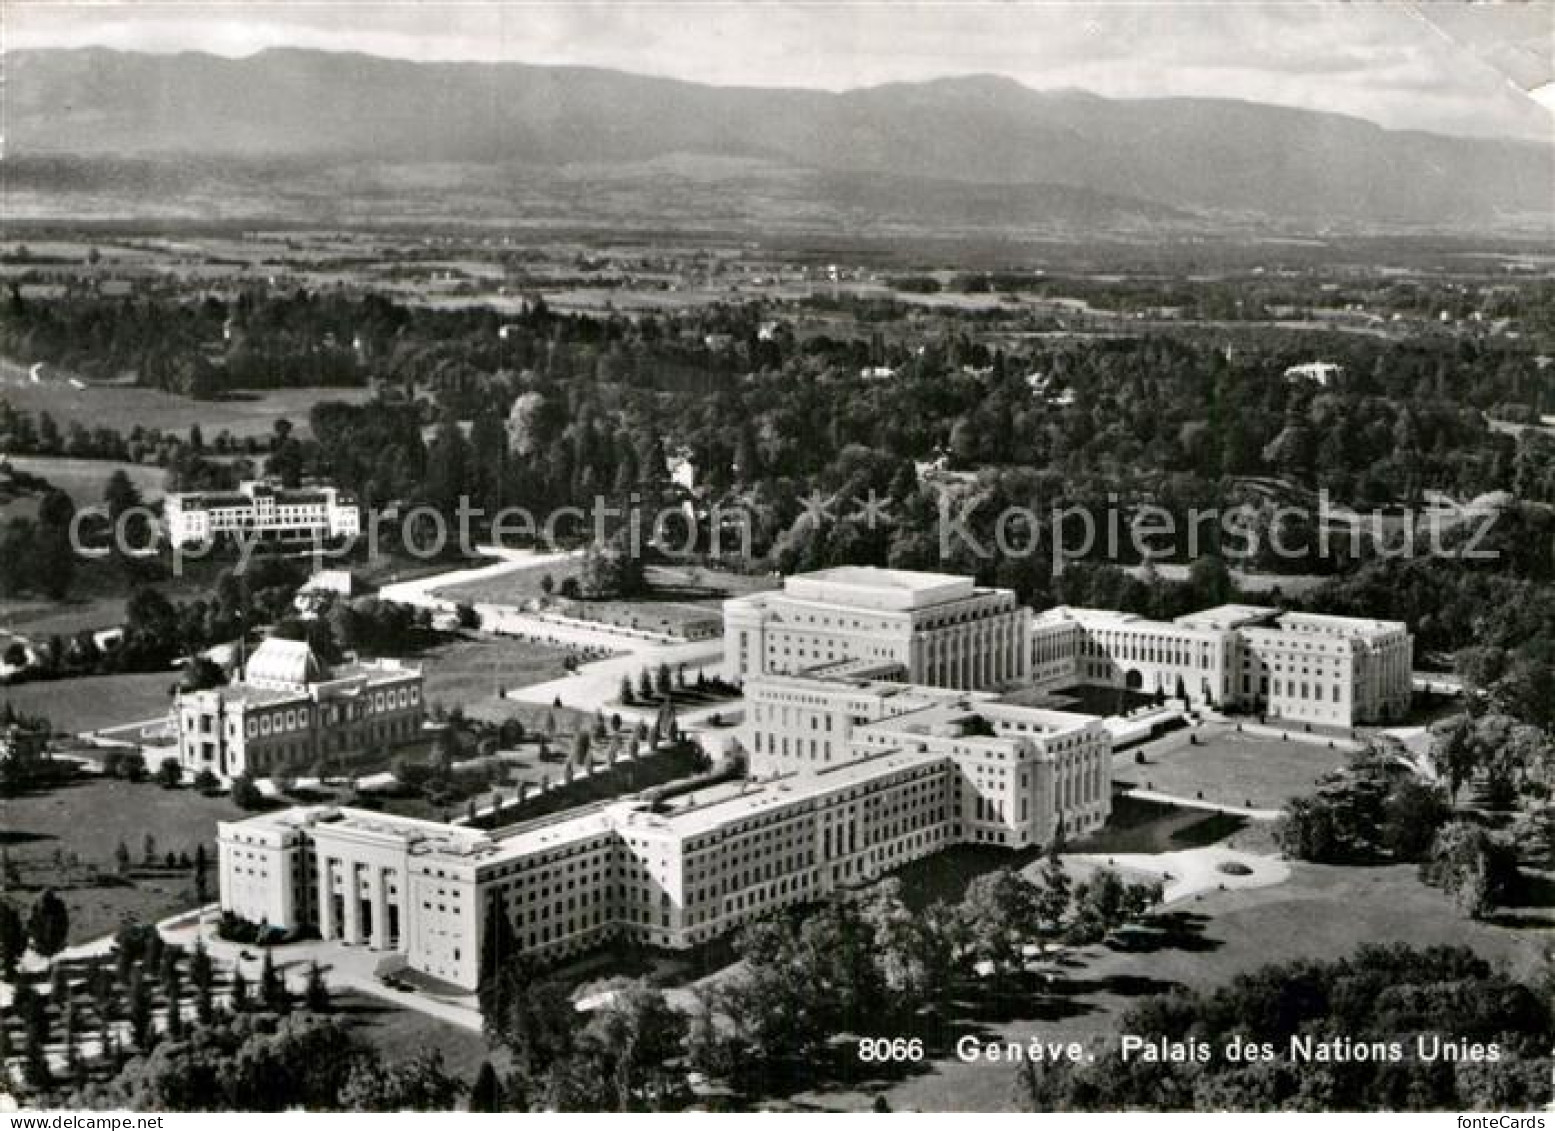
6;47;1552;236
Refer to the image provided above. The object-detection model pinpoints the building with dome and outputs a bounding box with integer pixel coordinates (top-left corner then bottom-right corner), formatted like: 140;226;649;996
176;636;424;782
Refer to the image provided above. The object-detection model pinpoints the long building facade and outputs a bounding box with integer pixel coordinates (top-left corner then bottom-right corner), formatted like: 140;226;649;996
164;479;361;548
216;566;1410;990
724;566;1030;690
179;637;424;782
1030;603;1412;725
219;671;1109;990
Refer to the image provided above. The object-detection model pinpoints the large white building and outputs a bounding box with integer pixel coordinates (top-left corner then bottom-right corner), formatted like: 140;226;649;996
219;672;1108;989
1030;603;1412;726
219;568;1108;989
163;479;360;548
179;637;424;782
723;566;1030;689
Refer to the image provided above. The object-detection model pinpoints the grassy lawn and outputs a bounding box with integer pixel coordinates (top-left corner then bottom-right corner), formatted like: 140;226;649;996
329;991;492;1086
2;670;179;733
0;378;373;441
435;562;775;637
794;860;1550;1112
0;552;243;639
1;776;247;942
2;456;169;509
417;633;578;713
1114;726;1353;812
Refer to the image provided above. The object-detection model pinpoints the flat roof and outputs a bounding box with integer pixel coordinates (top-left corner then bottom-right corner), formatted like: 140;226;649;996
1173;604;1279;631
793;566;970;591
781;566;982;611
613;747;948;838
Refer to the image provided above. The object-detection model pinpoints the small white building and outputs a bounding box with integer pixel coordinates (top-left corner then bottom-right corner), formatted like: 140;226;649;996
1283;361;1343;387
293;569;355;617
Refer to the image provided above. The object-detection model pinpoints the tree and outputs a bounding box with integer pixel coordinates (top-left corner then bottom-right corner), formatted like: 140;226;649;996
260;949;290;1014
304;960;330;1013
960;869;1042;976
229;967;250;1013
1068;868;1161;944
192;768;220;794
341;1048;466;1111
127;964;154;1049
27;887;69;959
0;900;25;975
856;879;955;1011
154;758;183;789
120;750;148;783
231;773;264;810
1420;821;1519;919
1034;845;1073;939
193;844;210;903
468;1060;504;1112
1380;780;1450;860
573;981;687;1111
570;730;591;768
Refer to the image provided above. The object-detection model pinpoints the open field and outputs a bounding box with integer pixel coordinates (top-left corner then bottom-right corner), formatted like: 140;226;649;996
1;776;247;942
1;456;168;514
796;859;1550;1112
0;549;259;639
0;368;372;440
1114;727;1353;812
1;670;178;733
416;632;579;712
435;562;776;636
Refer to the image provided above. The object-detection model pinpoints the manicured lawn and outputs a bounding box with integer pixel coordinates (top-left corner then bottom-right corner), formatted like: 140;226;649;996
330;991;492;1086
1;776;248;942
1114;726;1353;811
417;633;578;712
1;670;180;733
794;860;1550;1112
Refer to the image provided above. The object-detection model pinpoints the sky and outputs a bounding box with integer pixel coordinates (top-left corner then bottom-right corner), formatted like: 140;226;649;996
8;0;1554;141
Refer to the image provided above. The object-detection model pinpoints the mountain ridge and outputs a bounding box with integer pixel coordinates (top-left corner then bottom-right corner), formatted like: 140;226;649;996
8;46;1552;235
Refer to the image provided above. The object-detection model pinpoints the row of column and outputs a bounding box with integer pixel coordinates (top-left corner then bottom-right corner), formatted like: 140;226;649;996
912;617;1027;689
316;857;397;950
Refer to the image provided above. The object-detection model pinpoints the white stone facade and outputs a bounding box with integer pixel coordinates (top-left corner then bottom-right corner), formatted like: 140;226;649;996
1030;603;1413;725
178;638;424;782
164;479;360;547
724;566;1030;690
